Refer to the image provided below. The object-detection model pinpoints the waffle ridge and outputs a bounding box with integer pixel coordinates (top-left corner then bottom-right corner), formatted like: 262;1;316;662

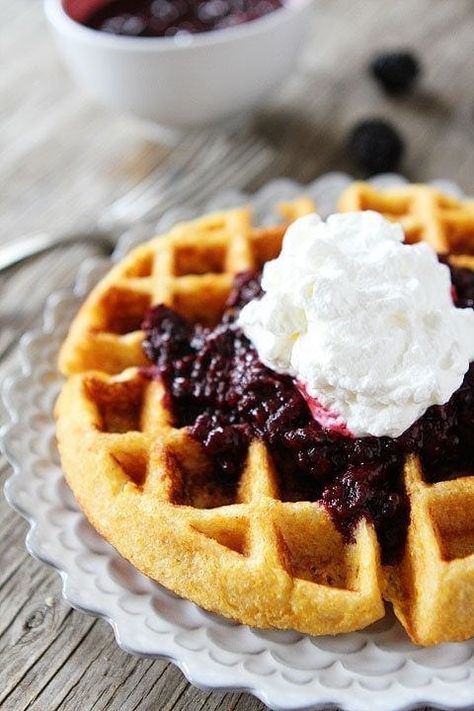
56;186;474;645
339;181;474;253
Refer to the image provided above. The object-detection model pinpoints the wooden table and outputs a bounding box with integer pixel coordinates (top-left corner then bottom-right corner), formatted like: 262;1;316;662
1;1;474;709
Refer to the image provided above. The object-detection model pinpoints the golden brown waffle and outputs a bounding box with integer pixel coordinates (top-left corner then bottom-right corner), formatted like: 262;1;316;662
338;182;474;254
56;371;383;635
390;455;474;645
56;191;474;645
59;199;314;376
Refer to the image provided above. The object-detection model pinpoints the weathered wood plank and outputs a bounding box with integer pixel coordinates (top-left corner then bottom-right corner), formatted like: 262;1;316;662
0;575;94;707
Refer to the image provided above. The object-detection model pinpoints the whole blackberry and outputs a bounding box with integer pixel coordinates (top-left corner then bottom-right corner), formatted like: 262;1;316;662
348;119;404;175
370;51;420;94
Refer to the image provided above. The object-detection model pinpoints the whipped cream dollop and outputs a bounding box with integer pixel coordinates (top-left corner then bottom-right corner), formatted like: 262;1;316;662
238;211;474;438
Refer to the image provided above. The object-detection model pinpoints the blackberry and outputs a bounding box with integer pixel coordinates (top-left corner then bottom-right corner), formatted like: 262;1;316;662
370;51;420;94
348;119;404;175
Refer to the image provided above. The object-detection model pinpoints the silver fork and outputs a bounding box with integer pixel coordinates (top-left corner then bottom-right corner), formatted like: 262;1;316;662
0;129;275;272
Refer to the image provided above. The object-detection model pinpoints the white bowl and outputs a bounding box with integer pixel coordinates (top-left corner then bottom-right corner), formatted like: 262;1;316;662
44;0;313;132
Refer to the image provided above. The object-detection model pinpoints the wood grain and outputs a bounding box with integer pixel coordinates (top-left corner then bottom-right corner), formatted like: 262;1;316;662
1;0;474;708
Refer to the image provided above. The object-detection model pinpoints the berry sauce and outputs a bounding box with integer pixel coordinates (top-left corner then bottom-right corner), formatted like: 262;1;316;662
142;265;474;565
443;258;474;309
79;0;285;37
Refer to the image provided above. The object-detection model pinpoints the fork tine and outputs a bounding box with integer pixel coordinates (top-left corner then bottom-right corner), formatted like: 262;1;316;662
151;139;275;218
121;133;234;220
138;138;251;209
104;130;274;226
102;131;217;224
129;136;274;223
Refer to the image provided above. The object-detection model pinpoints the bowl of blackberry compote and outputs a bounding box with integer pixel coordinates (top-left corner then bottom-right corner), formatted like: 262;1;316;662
44;0;313;132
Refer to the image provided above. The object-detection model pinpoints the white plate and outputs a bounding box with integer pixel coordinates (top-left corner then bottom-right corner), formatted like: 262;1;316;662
2;173;474;711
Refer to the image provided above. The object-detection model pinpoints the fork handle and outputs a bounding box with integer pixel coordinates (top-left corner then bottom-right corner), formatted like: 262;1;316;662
0;230;113;273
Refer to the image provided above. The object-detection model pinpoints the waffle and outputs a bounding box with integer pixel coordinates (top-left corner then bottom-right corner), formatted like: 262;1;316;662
58;198;314;376
56;189;474;645
339;181;474;253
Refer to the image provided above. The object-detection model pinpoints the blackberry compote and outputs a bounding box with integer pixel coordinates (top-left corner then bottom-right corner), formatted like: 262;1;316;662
442;257;474;309
143;267;474;565
79;0;285;37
